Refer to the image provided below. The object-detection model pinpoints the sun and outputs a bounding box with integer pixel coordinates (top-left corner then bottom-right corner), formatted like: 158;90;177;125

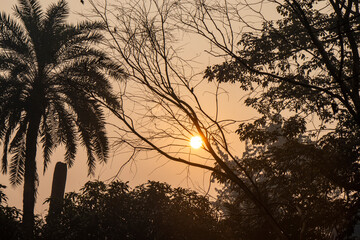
190;136;203;149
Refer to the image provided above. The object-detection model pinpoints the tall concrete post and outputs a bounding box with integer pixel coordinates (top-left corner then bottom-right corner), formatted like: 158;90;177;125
48;162;67;218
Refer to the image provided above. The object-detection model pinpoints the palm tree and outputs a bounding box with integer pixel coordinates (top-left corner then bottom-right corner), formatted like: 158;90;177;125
0;0;124;238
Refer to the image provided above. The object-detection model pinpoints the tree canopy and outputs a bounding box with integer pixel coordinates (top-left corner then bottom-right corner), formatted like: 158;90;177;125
66;0;358;238
0;184;22;240
0;0;124;238
42;180;231;240
83;0;360;238
195;0;360;238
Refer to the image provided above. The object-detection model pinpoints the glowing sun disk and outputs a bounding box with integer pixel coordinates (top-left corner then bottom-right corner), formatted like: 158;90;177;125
190;136;203;149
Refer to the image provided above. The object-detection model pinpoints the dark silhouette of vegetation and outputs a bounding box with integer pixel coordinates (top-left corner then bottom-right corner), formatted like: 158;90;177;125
1;0;358;238
214;139;359;239
2;181;231;240
0;184;22;240
86;0;289;238
0;0;124;238
40;180;231;240
85;0;360;238
185;0;360;238
197;0;360;195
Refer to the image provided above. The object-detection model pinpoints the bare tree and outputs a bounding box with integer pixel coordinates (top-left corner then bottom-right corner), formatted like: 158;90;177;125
84;0;293;238
178;0;360;128
84;0;360;238
175;0;360;239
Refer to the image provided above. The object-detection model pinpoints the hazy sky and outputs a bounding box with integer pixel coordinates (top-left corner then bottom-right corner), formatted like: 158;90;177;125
0;0;254;214
0;0;159;213
0;0;215;213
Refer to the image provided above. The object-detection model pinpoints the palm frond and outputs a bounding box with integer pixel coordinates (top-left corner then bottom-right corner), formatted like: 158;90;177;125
40;118;54;174
9;116;28;154
98;57;126;80
73;20;105;32
0;109;25;174
65;95;103;175
0;79;28;124
1;0;126;190
0;55;33;90
52;102;78;167
87;102;109;163
39;0;69;64
62;126;77;168
56;47;107;65
57;58;122;109
0;104;23;142
14;0;43;30
0;12;32;58
0;52;27;72
43;0;68;31
1;127;12;174
61;28;104;47
78;122;96;176
14;0;45;66
9;136;26;186
92;123;109;163
86;148;96;176
0;113;8;140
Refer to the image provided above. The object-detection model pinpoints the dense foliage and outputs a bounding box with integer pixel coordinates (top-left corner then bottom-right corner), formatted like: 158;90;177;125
202;0;360;238
41;180;230;240
0;184;22;240
0;0;123;237
215;139;359;239
82;0;360;238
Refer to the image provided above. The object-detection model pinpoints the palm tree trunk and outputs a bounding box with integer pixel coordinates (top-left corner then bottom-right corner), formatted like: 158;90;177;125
23;112;42;240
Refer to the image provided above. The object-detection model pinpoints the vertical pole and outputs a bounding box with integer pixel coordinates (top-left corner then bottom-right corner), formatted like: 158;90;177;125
48;162;67;219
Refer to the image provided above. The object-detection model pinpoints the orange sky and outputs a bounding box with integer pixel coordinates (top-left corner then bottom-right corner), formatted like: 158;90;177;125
0;0;214;214
0;0;258;214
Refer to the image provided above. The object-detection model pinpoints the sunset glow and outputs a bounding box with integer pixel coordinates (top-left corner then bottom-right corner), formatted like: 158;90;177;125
190;136;203;149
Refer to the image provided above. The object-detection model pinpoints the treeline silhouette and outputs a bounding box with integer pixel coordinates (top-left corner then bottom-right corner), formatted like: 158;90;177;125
1;181;234;240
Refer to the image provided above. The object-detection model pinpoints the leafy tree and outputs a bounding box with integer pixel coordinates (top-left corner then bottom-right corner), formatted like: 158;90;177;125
0;184;22;240
42;180;231;240
0;0;124;238
198;0;360;125
85;0;360;238
214;138;359;239
178;0;360;238
196;0;360;191
86;0;288;238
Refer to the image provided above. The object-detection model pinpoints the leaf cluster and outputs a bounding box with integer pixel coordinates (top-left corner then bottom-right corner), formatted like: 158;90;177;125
215;138;359;239
0;0;125;186
42;180;232;240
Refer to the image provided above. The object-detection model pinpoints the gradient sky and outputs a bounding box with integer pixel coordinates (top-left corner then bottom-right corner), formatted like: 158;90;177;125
0;0;255;214
0;0;214;214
